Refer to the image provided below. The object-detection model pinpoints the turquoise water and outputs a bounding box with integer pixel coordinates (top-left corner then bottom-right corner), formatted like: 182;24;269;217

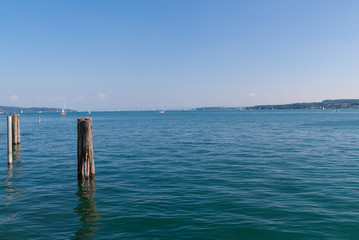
1;110;359;239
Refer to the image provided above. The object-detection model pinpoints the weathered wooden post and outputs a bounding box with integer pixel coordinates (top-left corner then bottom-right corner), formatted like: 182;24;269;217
17;114;20;144
11;114;20;145
11;114;17;144
77;118;95;180
7;116;13;165
38;116;41;125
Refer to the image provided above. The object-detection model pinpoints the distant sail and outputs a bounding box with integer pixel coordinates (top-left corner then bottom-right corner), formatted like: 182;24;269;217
60;107;67;116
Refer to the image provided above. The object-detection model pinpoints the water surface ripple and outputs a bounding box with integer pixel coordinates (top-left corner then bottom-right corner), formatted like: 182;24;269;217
1;110;359;239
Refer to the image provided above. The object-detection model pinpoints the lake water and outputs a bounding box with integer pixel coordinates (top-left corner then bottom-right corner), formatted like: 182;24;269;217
1;110;359;239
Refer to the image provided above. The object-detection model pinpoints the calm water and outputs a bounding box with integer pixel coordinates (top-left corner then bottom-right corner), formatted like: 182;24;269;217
1;110;359;239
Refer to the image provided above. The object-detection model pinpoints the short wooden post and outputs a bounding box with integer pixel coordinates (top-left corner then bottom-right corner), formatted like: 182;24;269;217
11;114;20;145
7;116;13;165
77;118;95;180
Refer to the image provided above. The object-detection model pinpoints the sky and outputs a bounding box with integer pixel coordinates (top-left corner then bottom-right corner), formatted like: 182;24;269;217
1;0;359;111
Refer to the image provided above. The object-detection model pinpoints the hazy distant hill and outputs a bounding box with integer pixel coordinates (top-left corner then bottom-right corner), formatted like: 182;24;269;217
196;99;359;111
195;107;244;111
246;99;359;110
0;106;77;113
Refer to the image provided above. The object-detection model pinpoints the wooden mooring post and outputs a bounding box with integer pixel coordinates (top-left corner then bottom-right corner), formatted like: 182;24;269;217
11;114;20;145
7;116;13;165
77;118;95;180
38;116;41;125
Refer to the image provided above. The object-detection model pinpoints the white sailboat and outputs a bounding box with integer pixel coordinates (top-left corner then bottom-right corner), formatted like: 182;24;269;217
60;107;67;116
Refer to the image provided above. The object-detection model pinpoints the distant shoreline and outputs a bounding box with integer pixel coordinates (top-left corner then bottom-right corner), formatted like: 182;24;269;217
196;99;359;111
0;106;77;114
2;99;359;113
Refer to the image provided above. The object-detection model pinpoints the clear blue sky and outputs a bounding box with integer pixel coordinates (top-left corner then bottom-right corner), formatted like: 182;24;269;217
1;0;359;110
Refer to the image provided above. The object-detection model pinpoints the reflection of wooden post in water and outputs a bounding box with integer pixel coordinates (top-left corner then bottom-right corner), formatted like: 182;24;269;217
77;118;95;180
4;158;21;222
5;167;15;205
4;166;18;205
13;144;21;162
7;116;12;165
73;178;99;239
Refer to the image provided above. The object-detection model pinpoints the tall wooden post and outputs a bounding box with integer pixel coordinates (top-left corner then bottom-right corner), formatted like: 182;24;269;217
7;116;13;165
11;114;17;145
38;116;41;125
77;118;95;180
11;114;20;145
17;114;20;143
